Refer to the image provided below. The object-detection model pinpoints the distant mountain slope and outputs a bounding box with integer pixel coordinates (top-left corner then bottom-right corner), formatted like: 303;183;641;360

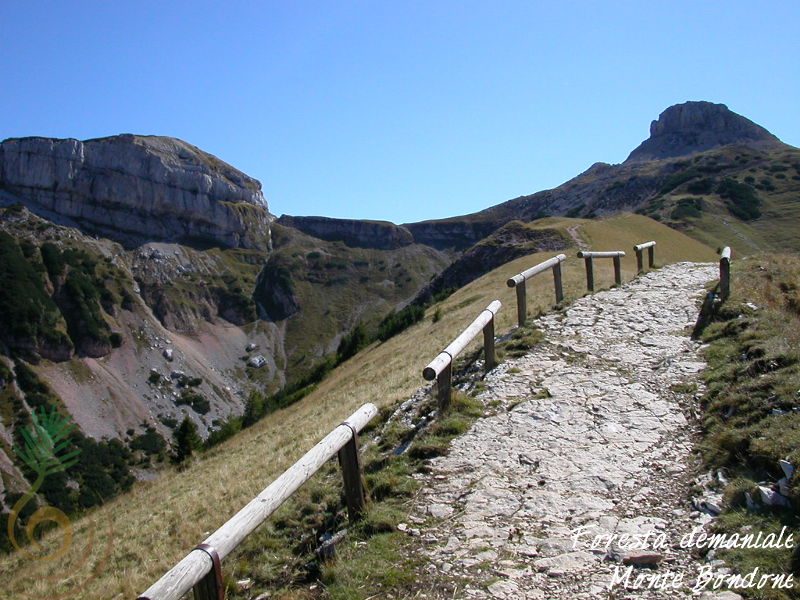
403;101;799;254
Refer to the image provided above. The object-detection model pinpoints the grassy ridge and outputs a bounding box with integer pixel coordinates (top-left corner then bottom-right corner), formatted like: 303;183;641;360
0;214;717;599
698;254;800;599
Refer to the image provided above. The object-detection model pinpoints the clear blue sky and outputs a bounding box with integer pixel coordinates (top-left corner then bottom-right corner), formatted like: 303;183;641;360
2;1;798;224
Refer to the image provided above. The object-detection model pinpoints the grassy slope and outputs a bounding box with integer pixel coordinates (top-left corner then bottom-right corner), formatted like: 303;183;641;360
0;213;717;599
644;145;800;256
697;254;800;600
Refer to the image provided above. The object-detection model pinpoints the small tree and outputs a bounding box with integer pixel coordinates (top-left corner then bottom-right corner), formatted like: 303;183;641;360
243;390;266;427
173;416;200;464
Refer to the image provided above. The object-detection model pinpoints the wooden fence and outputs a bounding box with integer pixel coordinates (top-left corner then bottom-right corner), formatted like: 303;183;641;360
720;246;731;299
576;250;625;291
137;403;378;600
506;253;566;326
633;241;656;273
423;300;501;410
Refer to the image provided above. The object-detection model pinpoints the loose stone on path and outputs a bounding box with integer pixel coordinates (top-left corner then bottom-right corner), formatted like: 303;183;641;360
410;262;721;599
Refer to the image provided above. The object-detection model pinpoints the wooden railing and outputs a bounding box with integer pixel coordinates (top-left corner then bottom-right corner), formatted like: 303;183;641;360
720;246;731;299
506;253;566;326
576;250;625;291
137;403;378;600
423;301;501;410
633;241;656;273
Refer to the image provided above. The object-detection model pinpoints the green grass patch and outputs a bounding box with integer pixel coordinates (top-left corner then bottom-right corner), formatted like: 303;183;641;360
698;253;800;596
225;387;485;599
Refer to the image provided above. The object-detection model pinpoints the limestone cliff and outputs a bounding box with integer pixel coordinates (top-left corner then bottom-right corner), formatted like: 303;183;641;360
0;135;273;249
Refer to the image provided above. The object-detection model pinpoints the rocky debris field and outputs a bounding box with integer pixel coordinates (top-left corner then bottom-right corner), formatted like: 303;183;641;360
406;262;745;599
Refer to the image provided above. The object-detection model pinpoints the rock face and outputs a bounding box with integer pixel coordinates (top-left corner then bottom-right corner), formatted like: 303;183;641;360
415;221;569;304
403;219;499;252
626;101;781;162
0;135;272;249
277;215;413;250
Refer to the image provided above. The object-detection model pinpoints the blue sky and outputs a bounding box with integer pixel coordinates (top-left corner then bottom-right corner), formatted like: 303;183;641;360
1;1;798;224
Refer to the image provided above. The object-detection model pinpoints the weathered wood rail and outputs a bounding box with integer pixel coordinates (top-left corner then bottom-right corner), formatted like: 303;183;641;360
423;300;501;410
576;250;625;291
137;403;378;600
720;246;731;299
633;241;656;273
506;253;566;326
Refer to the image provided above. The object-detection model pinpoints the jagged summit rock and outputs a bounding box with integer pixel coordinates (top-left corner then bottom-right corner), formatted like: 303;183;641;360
626;101;781;162
0;134;273;249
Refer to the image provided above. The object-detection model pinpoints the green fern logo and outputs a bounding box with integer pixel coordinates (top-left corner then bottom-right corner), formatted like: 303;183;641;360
13;406;81;477
8;407;114;599
8;406;81;563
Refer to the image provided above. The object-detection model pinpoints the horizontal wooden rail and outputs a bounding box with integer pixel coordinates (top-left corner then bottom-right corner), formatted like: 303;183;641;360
576;250;626;291
423;300;501;410
506;254;566;326
633;241;656;273
576;250;626;258
138;403;378;600
720;246;731;300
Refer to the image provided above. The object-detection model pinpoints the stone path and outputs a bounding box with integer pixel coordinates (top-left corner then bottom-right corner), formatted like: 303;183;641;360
408;262;735;599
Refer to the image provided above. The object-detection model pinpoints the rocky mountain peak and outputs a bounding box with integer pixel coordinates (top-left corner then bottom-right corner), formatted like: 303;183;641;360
626;101;781;162
0;134;273;249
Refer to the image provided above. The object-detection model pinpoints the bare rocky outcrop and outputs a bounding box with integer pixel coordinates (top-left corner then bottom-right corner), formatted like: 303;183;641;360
0;135;273;249
626;101;781;162
278;215;413;250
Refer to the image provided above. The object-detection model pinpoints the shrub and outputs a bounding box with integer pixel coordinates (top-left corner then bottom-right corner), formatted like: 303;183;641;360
178;391;210;415
658;169;699;194
716;179;761;220
337;324;368;362
205;416;242;447
376;305;425;342
0;233;69;353
687;178;714;195
671;197;704;220
130;427;166;455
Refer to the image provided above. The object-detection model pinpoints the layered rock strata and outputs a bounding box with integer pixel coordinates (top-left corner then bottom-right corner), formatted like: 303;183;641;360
0;135;272;249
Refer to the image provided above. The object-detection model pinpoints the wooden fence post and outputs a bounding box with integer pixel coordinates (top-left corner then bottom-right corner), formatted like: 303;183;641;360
506;254;566;326
515;280;527;327
720;246;731;300
613;255;622;286
192;545;224;600
437;362;452;411
338;424;367;521
423;301;501;412
584;256;594;291
633;241;656;274
483;315;496;371
553;262;564;303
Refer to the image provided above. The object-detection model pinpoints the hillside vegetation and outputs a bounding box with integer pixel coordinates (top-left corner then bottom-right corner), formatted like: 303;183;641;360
697;254;800;599
0;213;717;599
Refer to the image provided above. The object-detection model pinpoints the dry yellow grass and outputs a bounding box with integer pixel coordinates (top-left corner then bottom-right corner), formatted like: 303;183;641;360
0;213;717;599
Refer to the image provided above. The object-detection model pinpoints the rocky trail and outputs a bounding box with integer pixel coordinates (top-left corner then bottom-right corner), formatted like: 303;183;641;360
406;262;740;599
